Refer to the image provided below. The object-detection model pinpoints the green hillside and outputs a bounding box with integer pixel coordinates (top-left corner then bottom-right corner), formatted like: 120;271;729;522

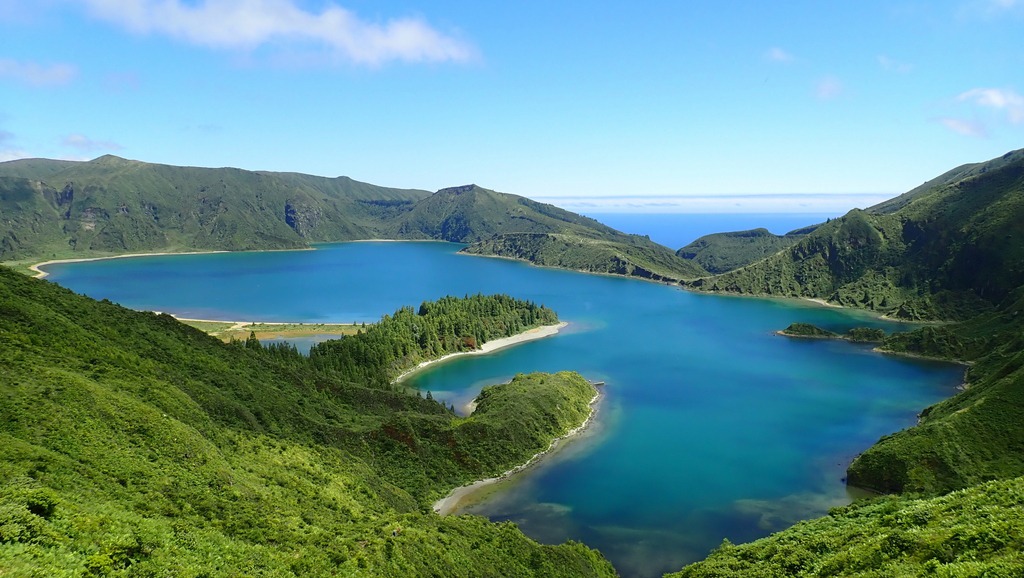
0;266;613;576
387;184;623;243
686;148;1024;321
665;149;1024;576
669;476;1024;578
677;227;811;274
463;232;707;282
0;155;431;261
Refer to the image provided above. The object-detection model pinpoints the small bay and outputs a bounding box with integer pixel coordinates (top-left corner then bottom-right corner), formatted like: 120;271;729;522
44;240;963;577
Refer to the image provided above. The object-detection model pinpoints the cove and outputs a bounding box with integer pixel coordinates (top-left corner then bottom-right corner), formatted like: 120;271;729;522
42;242;964;577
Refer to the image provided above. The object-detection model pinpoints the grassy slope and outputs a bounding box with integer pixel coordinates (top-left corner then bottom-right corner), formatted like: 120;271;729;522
686;148;1024;321
847;288;1024;495
676;228;811;274
463;232;707;282
387;184;624;243
0;155;431;261
0;266;613;577
668;476;1024;578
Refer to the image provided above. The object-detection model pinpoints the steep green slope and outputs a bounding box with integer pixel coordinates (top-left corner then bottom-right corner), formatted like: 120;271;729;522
668;476;1024;578
0;267;613;577
386;184;707;281
677;227;811;274
687;148;1024;320
0;155;431;261
388;184;622;243
463;232;707;282
846;288;1024;495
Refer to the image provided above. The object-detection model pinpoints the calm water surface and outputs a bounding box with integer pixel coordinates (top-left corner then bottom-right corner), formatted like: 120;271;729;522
45;241;962;577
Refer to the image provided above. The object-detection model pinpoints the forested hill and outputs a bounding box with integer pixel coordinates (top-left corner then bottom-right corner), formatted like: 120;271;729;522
686;148;1024;321
676;227;814;274
0;155;431;260
0;267;612;576
398;183;709;281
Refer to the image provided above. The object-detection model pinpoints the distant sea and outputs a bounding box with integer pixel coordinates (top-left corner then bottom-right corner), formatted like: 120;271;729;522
584;212;839;250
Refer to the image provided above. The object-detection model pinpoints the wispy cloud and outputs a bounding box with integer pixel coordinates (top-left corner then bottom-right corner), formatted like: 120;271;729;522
937;117;988;137
957;87;1024;123
815;76;843;100
62;133;123;152
76;0;475;66
0;58;77;86
764;47;794;63
877;55;912;73
0;130;28;162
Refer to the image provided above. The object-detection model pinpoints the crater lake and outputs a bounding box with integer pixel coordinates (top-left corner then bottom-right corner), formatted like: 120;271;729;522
42;240;963;577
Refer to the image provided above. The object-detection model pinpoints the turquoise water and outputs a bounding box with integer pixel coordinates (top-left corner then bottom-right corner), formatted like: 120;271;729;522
43;241;962;577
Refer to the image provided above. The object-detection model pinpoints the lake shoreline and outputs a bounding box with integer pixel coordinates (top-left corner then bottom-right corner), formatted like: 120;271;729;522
432;388;602;516
393;321;568;383
30;250;233;279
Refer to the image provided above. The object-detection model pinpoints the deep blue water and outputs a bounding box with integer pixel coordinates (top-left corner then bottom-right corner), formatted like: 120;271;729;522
42;228;961;577
584;212;838;251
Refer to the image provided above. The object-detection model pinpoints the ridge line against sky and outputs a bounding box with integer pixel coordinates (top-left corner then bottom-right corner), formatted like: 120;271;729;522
1;0;1021;213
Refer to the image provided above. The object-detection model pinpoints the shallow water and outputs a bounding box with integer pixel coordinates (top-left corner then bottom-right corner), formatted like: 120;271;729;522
44;241;963;577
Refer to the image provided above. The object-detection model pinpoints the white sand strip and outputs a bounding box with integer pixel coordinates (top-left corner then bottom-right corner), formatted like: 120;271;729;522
394;321;568;383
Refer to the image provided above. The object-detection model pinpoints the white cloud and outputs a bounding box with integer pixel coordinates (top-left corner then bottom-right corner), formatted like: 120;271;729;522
938;117;988;137
877;55;912;73
765;47;793;63
957;87;1024;123
0;131;28;161
62;133;123;152
0;58;77;86
75;0;475;66
815;76;843;100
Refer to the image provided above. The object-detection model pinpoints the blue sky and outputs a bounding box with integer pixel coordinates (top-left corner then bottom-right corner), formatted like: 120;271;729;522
1;1;1021;212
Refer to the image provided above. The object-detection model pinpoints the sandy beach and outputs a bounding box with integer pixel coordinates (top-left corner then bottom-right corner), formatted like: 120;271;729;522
29;250;230;279
393;321;568;383
432;388;602;516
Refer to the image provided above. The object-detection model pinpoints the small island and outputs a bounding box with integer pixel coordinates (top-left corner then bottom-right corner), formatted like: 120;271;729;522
777;322;886;343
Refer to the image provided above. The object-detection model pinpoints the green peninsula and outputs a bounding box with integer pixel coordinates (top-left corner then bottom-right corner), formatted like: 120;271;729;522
0;268;611;576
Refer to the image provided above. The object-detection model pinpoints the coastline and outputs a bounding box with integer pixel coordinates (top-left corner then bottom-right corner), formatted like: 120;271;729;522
432;388;602;516
393;321;569;383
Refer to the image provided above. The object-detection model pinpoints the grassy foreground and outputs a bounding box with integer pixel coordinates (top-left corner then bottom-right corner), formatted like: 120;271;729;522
0;266;613;577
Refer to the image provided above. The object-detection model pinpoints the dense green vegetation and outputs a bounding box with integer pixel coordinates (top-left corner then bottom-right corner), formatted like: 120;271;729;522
462;232;707;282
677;227;811;274
0;155;431;260
686;148;1024;321
0;266;611;576
668;476;1024;578
389;184;622;243
309;293;558;385
778;323;885;343
778;322;838;338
